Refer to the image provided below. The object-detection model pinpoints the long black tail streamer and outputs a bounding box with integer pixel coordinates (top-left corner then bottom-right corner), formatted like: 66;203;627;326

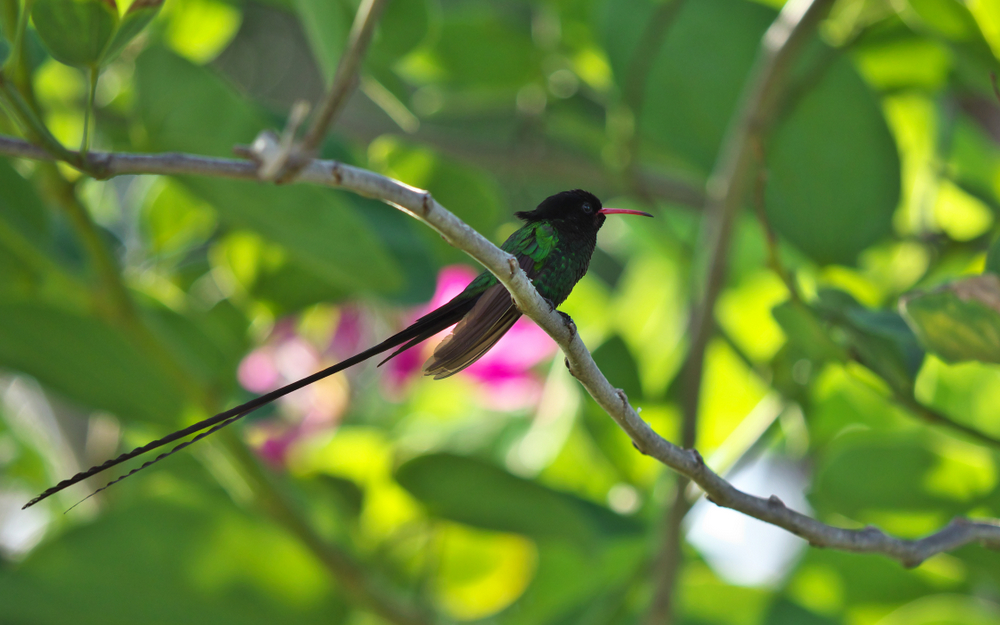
23;293;478;509
63;412;247;513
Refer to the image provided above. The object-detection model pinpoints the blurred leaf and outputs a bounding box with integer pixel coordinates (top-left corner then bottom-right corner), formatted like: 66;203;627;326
986;235;1000;276
31;0;119;68
314;474;364;517
767;54;900;265
0;500;349;624
424;7;538;88
900;275;1000;364
370;137;502;265
164;0;241;64
370;0;432;64
800;549;937;606
948;116;1000;212
933;179;994;241
0;35;10;66
213;231;352;313
591;334;643;401
854;34;952;91
101;0;164;64
812;431;945;517
395;453;641;544
605;0;898;264
0;300;183;424
966;0;1000;60
351;195;436;305
772;301;847;363
679;562;772;625
877;594;1000;625
141;177;217;257
0;159;50;248
764;598;837;625
135;46;402;295
134;45;264;155
605;0;774;170
815;290;925;394
497;539;644;625
902;0;980;38
293;0;350;83
141;299;248;394
808;363;910;446
434;523;536;621
915;356;1000;440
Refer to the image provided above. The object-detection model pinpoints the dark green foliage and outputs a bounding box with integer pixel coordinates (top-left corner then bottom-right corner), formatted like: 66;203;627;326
4;0;1000;623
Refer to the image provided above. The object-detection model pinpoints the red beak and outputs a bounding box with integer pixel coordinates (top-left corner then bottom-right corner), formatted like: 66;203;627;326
598;207;654;217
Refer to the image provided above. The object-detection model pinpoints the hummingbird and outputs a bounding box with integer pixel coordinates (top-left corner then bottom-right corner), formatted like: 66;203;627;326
24;190;652;509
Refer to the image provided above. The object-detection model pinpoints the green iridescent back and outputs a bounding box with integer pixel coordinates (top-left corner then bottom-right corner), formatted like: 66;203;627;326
455;220;597;306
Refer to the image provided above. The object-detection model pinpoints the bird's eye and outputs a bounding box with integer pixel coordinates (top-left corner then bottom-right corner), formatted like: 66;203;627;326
581;202;592;214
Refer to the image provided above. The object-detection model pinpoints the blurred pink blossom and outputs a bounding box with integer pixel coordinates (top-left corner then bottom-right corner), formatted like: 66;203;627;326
384;265;557;409
239;264;559;467
238;321;348;468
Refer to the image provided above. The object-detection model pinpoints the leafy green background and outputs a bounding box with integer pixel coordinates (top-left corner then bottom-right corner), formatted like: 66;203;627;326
2;0;1000;623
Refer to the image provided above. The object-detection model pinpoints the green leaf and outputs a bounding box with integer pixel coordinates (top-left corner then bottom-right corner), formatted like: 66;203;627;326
31;0;119;67
902;0;982;41
948;116;1000;212
498;539;645;625
0;300;183;424
395;453;641;544
134;46;402;295
0;500;349;624
814;290;925;393
812;431;944;516
0;35;10;66
603;0;775;170
799;549;936;606
986;234;1000;277
101;0;164;63
591;335;643;401
425;8;539;89
900;275;1000;364
766;54;901;265
140;299;249;395
604;0;899;265
369;0;432;63
370;137;502;266
0;159;50;249
771;301;847;363
764;599;837;625
293;0;350;83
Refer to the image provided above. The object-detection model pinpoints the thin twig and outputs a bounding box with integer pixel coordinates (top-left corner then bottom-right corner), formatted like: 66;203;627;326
894;394;1000;449
751;138;801;303
649;2;836;621
620;0;693;254
0;73;87;170
276;0;388;182
81;65;99;155
220;433;435;625
2;130;999;567
622;0;688;113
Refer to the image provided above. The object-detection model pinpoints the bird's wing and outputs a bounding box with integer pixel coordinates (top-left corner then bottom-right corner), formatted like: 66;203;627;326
422;281;522;379
424;223;557;379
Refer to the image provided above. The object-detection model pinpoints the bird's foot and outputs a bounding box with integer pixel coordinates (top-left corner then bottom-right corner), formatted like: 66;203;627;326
558;311;577;339
543;296;557;312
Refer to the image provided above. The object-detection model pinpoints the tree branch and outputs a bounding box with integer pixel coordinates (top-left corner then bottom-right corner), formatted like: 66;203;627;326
2;128;999;567
649;1;836;620
272;0;388;182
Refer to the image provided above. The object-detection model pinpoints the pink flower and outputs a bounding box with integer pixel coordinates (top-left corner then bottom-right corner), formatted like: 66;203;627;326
384;265;557;409
238;322;348;469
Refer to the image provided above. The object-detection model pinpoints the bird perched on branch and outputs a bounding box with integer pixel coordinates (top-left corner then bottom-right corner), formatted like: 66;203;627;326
24;189;652;509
